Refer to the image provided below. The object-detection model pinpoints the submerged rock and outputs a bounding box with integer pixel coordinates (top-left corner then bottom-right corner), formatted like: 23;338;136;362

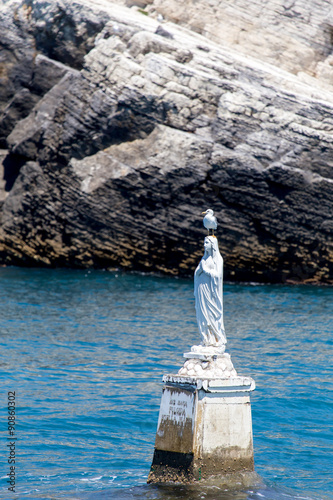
0;0;332;283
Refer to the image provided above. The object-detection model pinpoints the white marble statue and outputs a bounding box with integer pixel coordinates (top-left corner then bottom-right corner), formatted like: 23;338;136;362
194;236;226;349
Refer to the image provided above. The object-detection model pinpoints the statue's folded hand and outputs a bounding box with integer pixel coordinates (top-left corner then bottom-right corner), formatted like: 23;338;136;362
202;262;213;276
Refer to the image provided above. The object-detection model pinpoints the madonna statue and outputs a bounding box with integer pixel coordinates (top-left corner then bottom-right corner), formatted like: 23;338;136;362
194;236;226;348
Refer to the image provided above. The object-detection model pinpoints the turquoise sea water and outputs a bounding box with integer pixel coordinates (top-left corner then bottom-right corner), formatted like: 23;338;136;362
0;267;332;500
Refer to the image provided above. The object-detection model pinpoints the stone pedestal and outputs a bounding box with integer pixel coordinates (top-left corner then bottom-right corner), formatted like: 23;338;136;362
148;361;255;484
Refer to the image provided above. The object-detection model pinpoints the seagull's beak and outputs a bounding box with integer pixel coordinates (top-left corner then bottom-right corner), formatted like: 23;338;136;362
202;211;207;214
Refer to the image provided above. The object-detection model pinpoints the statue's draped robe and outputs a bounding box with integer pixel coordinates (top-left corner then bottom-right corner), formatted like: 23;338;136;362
194;238;226;346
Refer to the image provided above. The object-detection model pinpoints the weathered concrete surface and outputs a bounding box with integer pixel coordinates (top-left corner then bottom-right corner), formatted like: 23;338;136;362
0;0;332;283
148;376;255;483
154;385;196;455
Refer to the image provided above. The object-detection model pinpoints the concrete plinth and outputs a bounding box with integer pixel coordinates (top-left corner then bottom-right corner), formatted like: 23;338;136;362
148;374;255;484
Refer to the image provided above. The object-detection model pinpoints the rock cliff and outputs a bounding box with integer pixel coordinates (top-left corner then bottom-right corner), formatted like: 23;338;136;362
0;0;332;283
133;0;333;87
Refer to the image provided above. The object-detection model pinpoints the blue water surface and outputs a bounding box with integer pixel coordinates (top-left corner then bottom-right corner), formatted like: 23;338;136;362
0;267;332;500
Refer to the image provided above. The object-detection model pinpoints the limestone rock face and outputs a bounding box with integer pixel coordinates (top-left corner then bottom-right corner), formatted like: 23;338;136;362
0;0;332;283
124;0;333;88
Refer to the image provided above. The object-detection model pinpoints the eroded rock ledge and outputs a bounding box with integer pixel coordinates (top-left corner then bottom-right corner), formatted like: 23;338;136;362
0;0;332;284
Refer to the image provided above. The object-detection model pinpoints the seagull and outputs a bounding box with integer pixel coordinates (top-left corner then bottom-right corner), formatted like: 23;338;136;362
202;209;217;236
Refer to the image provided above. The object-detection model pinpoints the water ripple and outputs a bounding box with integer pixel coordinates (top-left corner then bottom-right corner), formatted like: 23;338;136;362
0;268;332;500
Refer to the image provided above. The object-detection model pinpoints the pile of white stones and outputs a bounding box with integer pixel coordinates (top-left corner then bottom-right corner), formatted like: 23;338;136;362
178;353;237;379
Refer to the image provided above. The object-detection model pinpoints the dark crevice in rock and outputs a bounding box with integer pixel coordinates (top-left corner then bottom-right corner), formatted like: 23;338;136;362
322;23;333;58
2;153;27;192
266;180;293;201
28;2;107;70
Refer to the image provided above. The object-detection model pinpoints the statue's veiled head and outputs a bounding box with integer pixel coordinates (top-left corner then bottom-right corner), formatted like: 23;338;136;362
204;236;218;254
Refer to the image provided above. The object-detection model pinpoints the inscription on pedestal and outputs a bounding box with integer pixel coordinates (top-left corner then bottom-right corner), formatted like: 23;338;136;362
155;385;195;454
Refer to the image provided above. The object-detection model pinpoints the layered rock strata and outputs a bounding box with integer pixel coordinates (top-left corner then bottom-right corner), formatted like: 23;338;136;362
0;0;332;283
131;0;333;87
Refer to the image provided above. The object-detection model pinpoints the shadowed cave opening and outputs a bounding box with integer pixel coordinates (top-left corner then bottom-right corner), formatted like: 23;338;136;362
2;153;27;192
